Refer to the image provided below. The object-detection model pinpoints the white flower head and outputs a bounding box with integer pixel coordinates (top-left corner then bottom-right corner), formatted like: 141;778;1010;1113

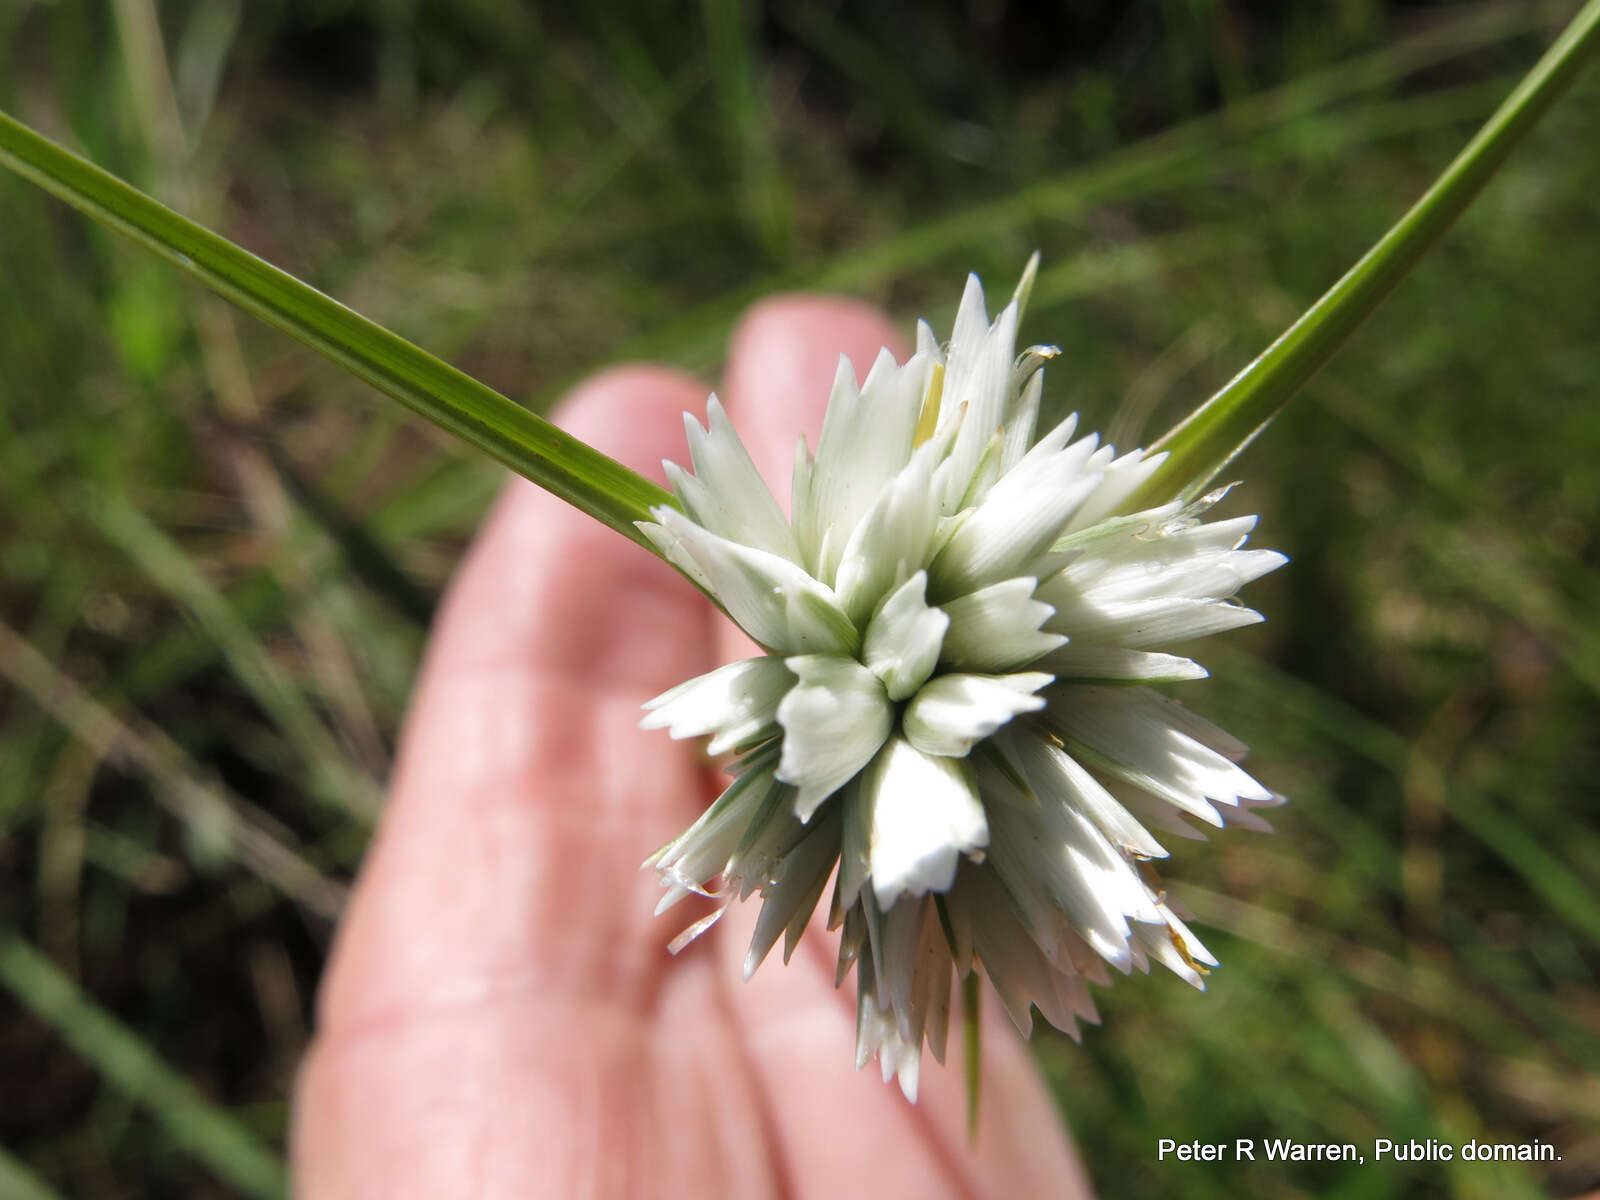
639;262;1286;1100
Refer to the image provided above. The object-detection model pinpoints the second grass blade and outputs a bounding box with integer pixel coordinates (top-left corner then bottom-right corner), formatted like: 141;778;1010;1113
1126;0;1600;508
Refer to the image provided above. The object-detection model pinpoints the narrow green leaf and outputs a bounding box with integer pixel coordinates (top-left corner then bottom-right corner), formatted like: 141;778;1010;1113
0;928;288;1200
0;614;349;917
0;110;676;550
1128;0;1600;507
259;438;438;629
702;0;792;260
608;2;1558;374
1208;644;1600;949
0;1147;64;1200
79;487;381;820
1448;789;1600;947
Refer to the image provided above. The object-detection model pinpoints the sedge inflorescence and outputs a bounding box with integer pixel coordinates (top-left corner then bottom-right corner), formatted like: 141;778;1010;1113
639;264;1285;1100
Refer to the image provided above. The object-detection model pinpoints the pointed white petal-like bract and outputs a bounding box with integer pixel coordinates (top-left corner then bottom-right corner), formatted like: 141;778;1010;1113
861;571;948;702
1066;548;1287;610
642;656;796;755
724;781;808;900
1047;686;1272;819
865;737;988;907
856;960;923;1102
931;416;1103;591
937;283;1020;512
1037;645;1207;683
833;430;952;626
1060;447;1165;534
777;656;893;821
902;671;1051;758
939;577;1066;671
743;811;839;979
945;866;1100;1039
647;747;782;906
996;771;1176;964
1133;685;1254;762
832;780;873;915
1036;584;1266;649
653;508;857;656
635;519;712;592
1037;511;1283;649
1002;729;1168;860
676;397;804;564
1000;353;1048;470
799;350;929;582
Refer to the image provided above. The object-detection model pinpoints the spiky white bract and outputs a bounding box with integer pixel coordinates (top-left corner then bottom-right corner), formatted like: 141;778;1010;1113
639;264;1286;1100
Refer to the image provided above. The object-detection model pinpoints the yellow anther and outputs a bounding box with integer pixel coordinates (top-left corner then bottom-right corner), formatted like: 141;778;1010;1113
912;362;945;449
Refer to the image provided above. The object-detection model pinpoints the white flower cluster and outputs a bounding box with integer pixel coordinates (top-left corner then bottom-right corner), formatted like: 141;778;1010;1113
640;266;1285;1100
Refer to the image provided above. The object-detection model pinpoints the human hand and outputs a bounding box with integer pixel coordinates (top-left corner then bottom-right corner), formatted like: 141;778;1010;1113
292;296;1092;1198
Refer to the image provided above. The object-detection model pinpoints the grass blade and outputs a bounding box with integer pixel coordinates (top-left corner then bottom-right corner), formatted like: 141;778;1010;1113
1128;0;1600;506
603;2;1560;375
0;616;348;919
80;488;381;820
0;928;288;1200
0;110;675;551
0;1148;65;1200
1209;645;1600;949
702;0;791;260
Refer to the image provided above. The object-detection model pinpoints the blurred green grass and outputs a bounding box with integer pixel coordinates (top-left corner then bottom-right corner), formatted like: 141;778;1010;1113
2;2;1597;1197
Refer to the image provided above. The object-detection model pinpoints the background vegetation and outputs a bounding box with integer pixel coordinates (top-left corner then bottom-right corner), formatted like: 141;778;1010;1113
2;1;1597;1197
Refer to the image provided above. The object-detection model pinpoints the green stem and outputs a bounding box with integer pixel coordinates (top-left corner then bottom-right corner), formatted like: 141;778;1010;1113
1129;0;1600;508
0;111;676;549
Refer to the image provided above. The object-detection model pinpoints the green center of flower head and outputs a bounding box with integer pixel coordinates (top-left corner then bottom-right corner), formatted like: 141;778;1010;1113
637;261;1286;1101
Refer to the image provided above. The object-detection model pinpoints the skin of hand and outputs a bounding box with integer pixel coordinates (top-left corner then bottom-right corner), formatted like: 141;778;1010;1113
291;296;1094;1199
